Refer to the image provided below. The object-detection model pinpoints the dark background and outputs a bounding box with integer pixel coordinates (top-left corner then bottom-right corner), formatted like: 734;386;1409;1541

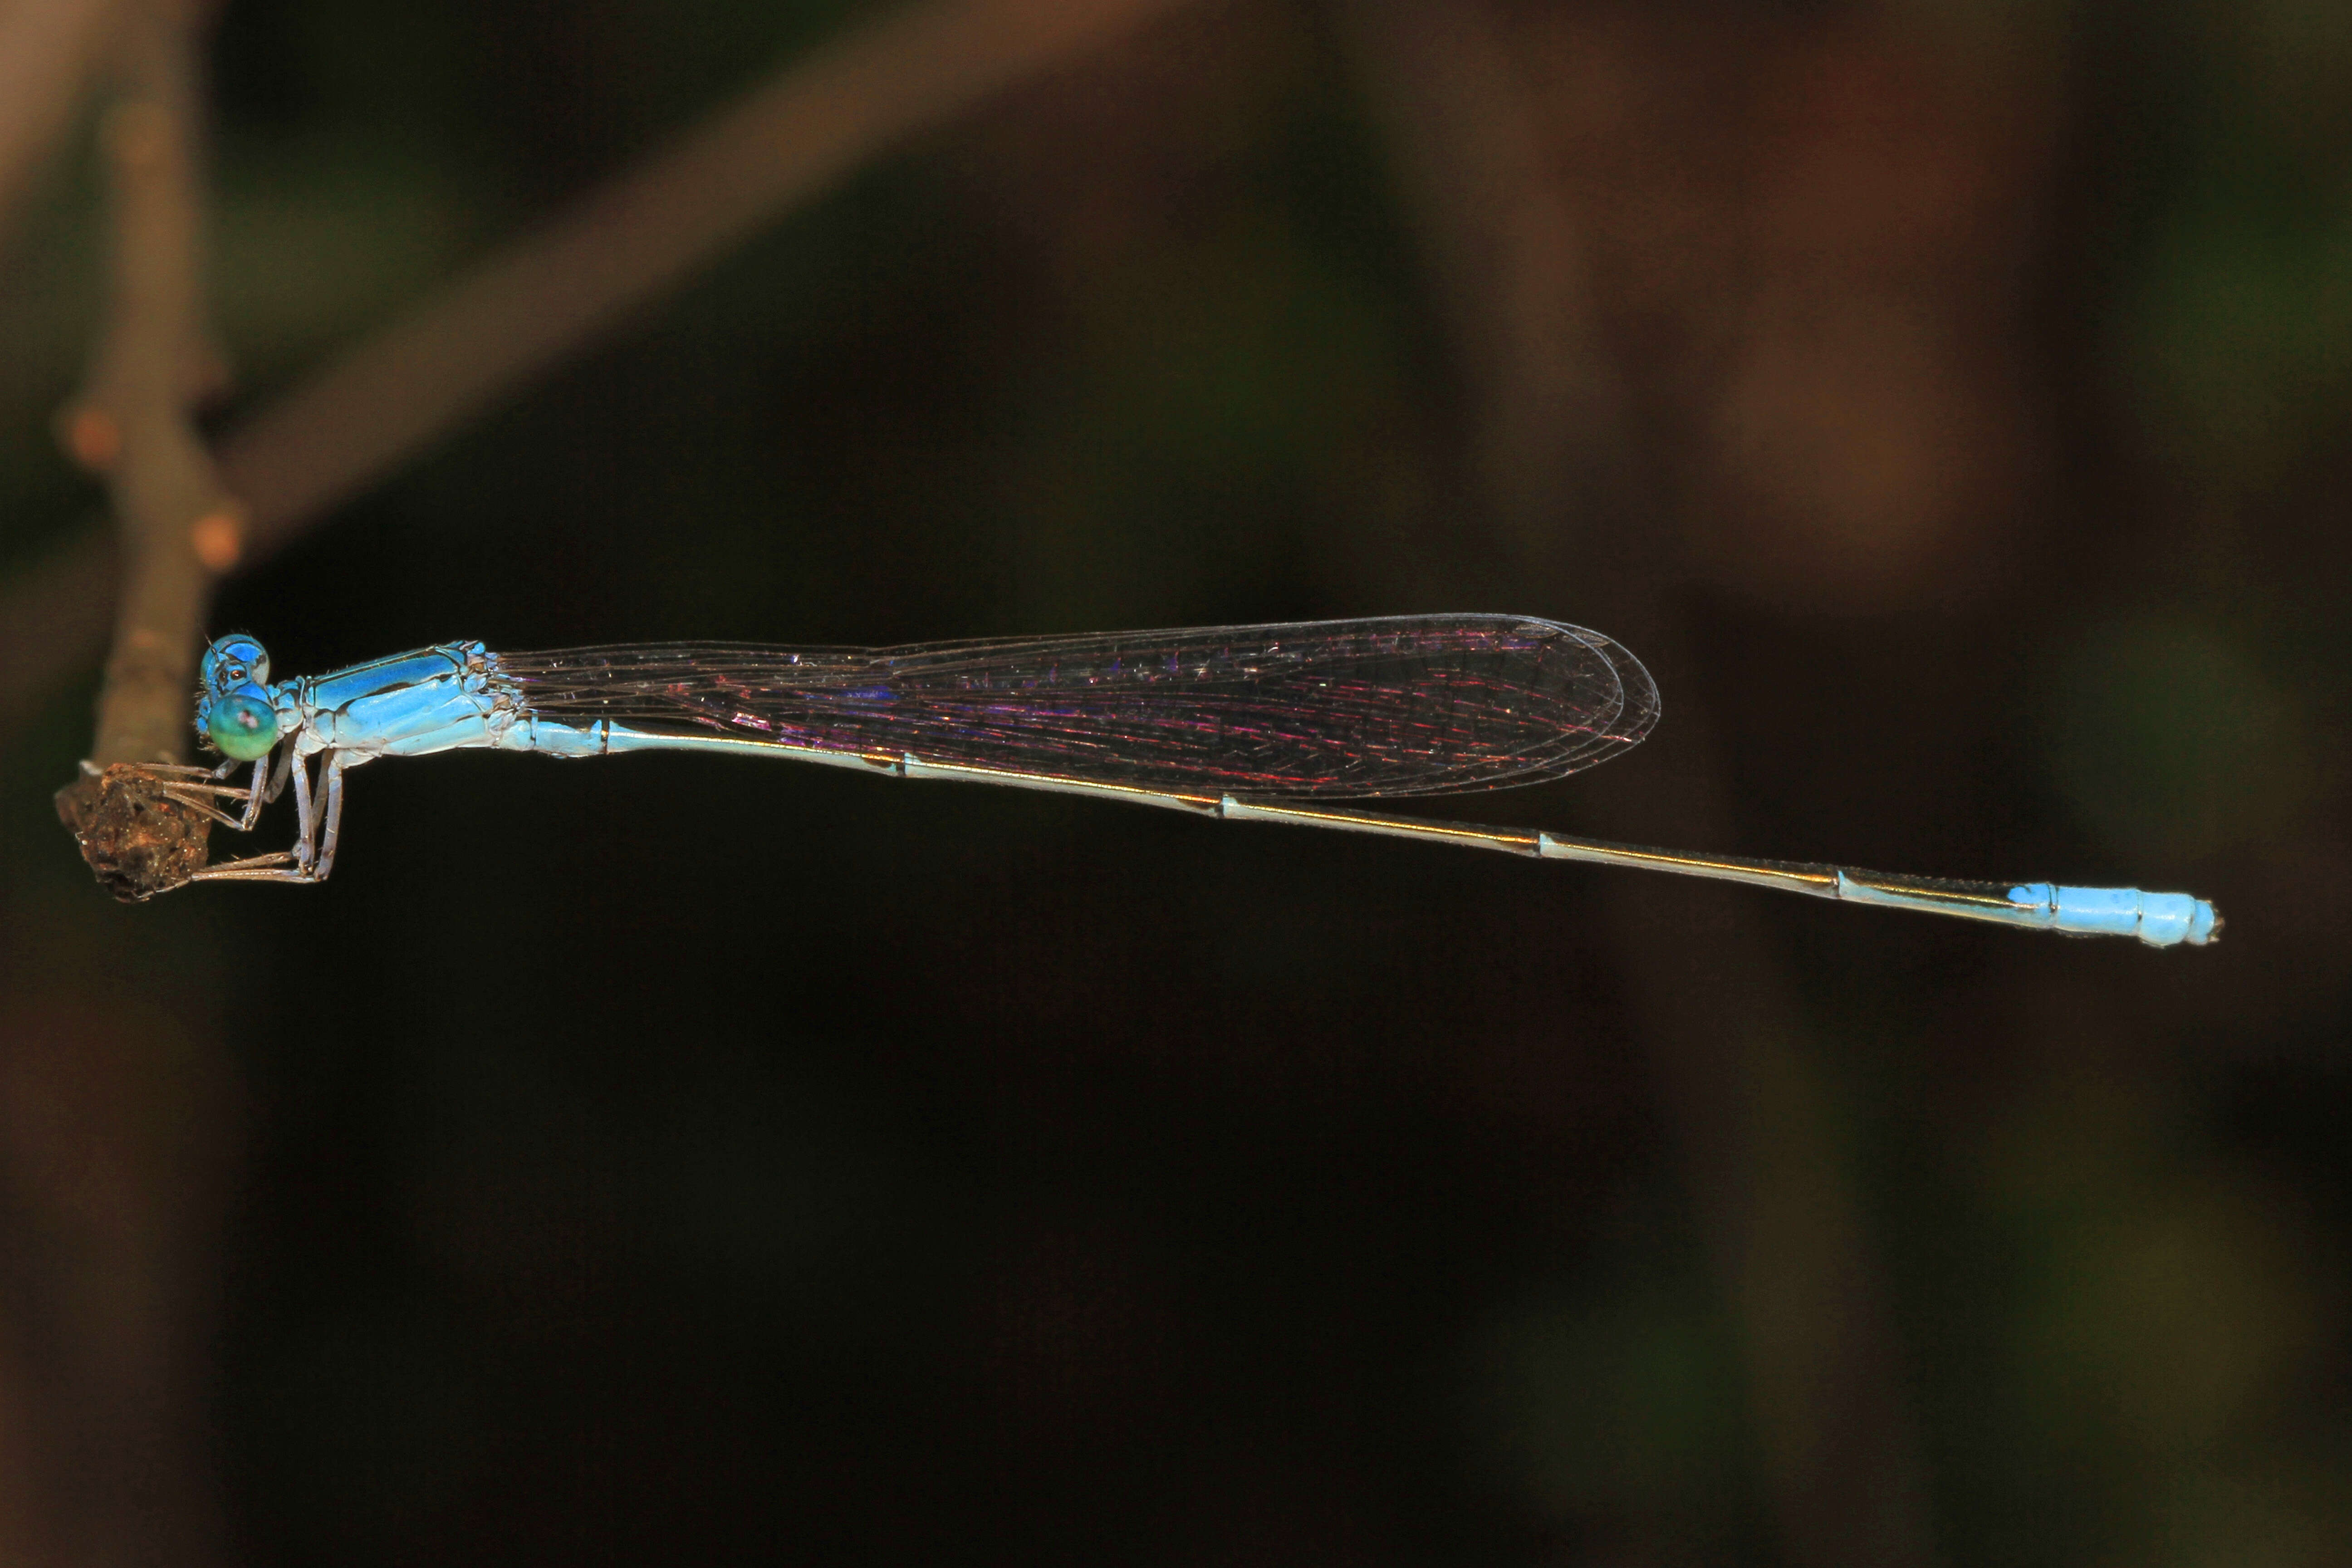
2;1;2347;1564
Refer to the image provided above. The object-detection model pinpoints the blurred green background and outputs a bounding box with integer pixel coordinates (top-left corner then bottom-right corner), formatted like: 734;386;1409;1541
1;0;2346;1563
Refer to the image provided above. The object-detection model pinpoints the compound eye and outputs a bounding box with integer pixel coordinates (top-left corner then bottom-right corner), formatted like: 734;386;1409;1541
200;634;271;692
204;690;279;761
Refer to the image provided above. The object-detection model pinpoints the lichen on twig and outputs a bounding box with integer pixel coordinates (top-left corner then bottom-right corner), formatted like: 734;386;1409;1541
54;760;221;899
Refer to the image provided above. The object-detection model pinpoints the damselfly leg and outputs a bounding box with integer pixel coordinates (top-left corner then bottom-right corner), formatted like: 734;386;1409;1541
145;760;261;829
189;749;348;885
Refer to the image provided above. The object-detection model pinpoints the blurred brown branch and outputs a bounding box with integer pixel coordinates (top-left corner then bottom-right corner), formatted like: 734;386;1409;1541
1;0;1202;749
0;0;124;251
1341;5;1939;1563
1576;612;1942;1568
1338;0;1619;552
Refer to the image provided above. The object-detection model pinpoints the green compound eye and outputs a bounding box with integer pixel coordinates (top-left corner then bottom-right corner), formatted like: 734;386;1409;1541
206;691;279;760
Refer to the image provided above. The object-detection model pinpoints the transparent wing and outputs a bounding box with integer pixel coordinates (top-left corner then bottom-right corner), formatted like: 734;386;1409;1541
494;614;1657;799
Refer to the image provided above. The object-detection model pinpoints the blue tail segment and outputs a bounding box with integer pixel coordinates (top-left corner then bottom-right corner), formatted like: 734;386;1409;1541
1831;873;2220;946
2004;884;2220;947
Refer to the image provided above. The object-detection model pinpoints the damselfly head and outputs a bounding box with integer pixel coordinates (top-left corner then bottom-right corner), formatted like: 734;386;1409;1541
200;633;271;692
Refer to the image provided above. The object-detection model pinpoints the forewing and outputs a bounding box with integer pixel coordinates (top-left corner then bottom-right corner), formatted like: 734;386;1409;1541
497;614;1657;799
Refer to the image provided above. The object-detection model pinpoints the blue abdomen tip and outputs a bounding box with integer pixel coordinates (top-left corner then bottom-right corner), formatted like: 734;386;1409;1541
2008;884;2220;947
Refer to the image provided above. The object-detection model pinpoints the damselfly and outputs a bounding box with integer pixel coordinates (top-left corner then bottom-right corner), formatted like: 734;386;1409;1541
165;614;2216;946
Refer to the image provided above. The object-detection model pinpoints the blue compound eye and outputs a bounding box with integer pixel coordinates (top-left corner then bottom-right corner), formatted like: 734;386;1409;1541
205;690;279;760
200;634;270;692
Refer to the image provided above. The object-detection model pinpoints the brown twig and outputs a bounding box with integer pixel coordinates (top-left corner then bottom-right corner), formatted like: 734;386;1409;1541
48;0;240;896
0;0;125;253
12;9;238;1563
0;0;1201;747
65;0;232;767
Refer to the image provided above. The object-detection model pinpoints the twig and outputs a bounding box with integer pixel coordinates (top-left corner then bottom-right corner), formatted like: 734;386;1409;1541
66;0;231;766
0;0;125;253
49;0;240;896
1;0;1201;746
10;5;239;1564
